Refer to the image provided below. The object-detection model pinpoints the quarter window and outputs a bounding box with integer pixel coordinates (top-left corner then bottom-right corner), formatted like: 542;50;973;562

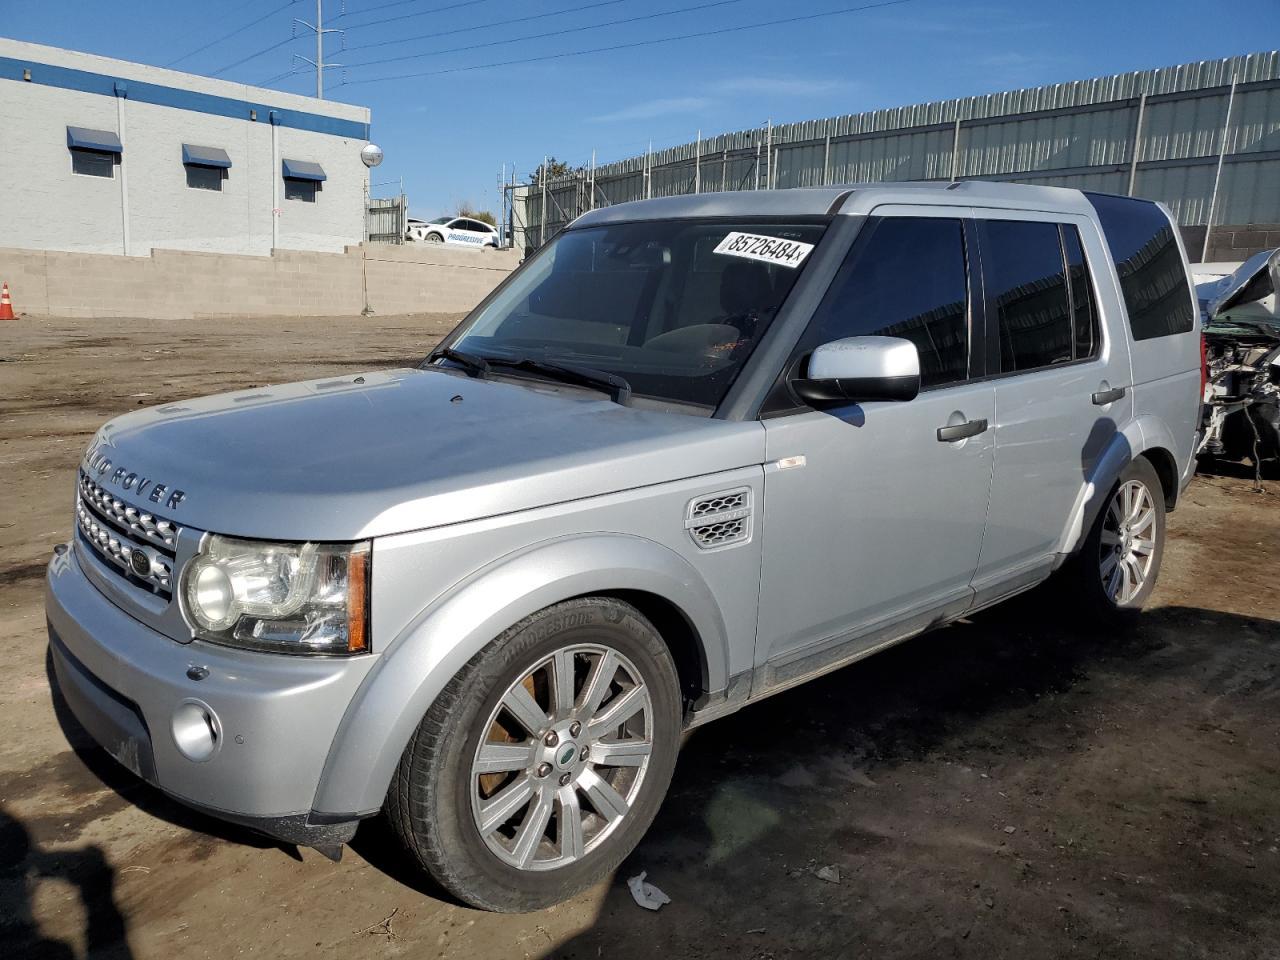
1084;192;1193;341
980;220;1074;373
799;217;970;389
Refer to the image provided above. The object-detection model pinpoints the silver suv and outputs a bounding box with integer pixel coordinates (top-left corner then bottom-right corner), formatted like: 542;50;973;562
46;182;1201;912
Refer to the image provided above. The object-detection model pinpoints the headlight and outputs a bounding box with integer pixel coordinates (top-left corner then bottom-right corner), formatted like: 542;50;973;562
182;536;370;655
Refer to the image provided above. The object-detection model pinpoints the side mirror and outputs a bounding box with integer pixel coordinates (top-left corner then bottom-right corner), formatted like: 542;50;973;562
792;335;921;405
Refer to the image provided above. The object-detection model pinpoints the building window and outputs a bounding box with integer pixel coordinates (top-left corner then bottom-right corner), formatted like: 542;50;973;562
186;165;224;191
67;125;122;179
71;148;116;178
284;178;318;202
182;144;231;192
281;158;326;203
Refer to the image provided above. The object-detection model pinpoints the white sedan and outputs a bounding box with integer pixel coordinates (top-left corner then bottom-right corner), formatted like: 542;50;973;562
410;216;499;248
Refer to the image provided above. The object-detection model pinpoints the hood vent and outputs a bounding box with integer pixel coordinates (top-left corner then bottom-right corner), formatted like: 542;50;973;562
686;487;752;551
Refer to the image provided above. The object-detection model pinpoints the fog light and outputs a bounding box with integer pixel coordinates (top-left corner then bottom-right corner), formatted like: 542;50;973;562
171;699;221;762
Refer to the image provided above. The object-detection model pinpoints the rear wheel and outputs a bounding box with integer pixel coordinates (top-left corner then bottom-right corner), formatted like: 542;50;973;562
1064;457;1166;620
386;598;682;912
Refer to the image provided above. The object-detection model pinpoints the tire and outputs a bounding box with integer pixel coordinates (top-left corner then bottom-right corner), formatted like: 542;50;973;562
386;597;682;912
1062;456;1166;621
425;232;444;244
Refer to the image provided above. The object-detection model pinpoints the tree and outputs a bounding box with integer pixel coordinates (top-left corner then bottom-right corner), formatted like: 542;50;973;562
531;157;577;183
457;203;496;227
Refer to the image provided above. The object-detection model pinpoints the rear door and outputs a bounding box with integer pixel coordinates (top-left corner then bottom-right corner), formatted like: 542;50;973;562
1085;194;1200;484
969;212;1133;603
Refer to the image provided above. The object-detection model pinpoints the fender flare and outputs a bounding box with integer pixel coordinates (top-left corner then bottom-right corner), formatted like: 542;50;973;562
311;533;730;817
1056;414;1181;558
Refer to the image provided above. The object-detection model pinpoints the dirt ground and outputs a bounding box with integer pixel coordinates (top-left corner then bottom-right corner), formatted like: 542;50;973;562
2;313;1279;960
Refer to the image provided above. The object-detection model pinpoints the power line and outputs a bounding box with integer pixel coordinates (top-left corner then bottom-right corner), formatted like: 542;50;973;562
163;0;261;58
260;67;301;86
337;0;471;18
211;34;303;78
344;0;749;69
341;0;913;85
340;0;491;31
166;0;297;68
343;0;625;55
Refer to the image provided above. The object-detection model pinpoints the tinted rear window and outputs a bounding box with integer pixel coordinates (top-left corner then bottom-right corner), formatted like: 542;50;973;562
1084;193;1194;341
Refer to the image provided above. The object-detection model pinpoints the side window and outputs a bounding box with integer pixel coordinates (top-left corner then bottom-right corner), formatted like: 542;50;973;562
980;220;1073;373
1084;192;1193;341
1061;225;1100;360
800;217;970;389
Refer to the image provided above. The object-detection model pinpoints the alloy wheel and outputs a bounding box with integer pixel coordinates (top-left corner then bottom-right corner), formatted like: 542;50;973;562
469;644;653;871
1099;479;1158;604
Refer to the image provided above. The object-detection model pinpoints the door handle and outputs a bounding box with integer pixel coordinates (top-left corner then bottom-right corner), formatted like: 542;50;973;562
937;418;989;442
1092;386;1127;405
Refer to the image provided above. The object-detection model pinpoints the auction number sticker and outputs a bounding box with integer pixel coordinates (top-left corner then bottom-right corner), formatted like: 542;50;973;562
713;231;814;268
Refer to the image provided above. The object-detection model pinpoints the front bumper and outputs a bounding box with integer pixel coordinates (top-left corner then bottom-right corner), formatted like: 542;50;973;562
45;543;378;846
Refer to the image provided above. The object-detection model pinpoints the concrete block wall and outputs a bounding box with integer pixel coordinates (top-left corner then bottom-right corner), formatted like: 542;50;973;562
0;38;371;258
1180;223;1280;265
0;243;520;319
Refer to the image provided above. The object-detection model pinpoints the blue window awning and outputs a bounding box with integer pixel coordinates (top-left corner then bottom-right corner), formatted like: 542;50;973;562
281;158;326;182
182;144;232;168
67;126;122;153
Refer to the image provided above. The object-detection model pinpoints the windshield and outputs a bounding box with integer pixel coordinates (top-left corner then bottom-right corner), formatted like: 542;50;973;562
443;218;827;408
428;216;452;224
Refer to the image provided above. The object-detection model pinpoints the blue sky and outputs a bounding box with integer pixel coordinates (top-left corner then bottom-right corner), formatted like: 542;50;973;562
5;0;1278;218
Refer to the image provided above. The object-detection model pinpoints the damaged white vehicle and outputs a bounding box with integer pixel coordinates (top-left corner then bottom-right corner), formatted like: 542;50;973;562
1196;249;1280;473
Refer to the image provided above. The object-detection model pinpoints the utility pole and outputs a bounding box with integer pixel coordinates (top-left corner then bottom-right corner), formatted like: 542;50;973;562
1202;72;1238;262
766;119;772;189
694;129;701;194
294;0;343;99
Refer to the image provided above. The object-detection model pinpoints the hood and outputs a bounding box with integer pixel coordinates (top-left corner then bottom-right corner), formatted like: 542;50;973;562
84;368;765;540
1200;247;1280;321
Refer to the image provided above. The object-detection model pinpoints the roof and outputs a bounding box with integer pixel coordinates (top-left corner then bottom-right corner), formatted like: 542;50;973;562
573;180;1098;227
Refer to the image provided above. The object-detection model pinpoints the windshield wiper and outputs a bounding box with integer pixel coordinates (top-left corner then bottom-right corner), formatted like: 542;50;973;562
430;347;490;378
487;357;632;406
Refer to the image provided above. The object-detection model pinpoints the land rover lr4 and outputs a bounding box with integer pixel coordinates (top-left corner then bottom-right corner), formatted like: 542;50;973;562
47;182;1201;912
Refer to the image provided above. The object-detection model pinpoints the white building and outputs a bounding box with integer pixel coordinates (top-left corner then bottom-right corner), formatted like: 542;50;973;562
0;38;373;256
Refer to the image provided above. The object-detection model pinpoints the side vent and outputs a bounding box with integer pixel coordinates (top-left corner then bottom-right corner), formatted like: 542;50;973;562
686;487;753;551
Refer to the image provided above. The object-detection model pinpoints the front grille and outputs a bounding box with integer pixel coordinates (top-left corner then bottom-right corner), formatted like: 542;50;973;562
686;487;753;551
76;472;178;599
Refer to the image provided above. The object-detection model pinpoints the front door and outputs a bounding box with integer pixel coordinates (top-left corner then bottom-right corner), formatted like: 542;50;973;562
755;212;995;680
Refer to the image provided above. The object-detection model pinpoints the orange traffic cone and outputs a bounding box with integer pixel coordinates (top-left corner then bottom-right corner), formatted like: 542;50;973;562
0;282;13;320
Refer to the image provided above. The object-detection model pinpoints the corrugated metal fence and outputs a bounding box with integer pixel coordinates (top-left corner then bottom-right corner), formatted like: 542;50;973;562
509;51;1280;258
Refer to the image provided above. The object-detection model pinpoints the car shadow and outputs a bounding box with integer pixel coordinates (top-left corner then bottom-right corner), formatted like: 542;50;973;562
537;597;1280;958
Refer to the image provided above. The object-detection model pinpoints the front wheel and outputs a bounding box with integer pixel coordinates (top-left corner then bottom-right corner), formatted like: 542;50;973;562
1063;457;1166;620
425;232;444;243
386;598;682;912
